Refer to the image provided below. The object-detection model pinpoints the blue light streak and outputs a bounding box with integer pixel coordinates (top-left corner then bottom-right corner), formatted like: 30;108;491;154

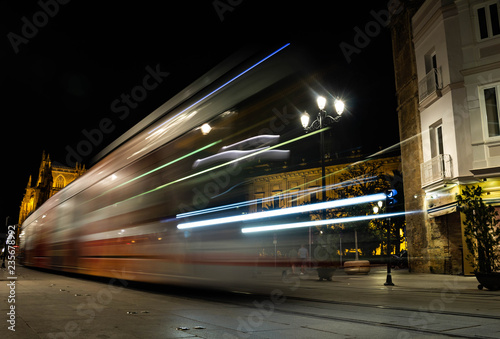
148;43;291;136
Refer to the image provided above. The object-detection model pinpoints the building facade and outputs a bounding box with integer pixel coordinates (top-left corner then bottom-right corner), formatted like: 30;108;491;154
392;0;500;274
247;154;402;258
391;0;429;272
248;156;401;212
19;152;86;225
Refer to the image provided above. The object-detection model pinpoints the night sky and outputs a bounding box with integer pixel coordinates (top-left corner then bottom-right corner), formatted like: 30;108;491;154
0;1;400;230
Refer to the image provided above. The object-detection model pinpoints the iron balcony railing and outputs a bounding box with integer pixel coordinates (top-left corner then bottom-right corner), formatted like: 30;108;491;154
418;67;442;102
421;154;452;187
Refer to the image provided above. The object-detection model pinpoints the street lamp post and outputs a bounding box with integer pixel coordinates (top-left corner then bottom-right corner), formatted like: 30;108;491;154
384;211;394;286
301;96;345;257
384;189;397;286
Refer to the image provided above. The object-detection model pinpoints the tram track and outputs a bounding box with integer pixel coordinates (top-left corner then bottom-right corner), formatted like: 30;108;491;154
284;295;500;321
269;307;489;339
188;290;500;338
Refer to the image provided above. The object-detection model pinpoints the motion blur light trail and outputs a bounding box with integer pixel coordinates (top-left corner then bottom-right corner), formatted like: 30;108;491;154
110;127;328;208
175;184;335;219
147;43;291;137
177;192;387;229
23;42;391;290
88;140;222;203
176;175;381;220
241;211;409;233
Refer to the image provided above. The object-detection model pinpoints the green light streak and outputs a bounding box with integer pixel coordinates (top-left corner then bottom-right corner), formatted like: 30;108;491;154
91;140;222;202
116;128;329;205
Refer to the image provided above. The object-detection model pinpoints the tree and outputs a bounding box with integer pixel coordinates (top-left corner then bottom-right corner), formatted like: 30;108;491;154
334;161;404;257
456;185;500;274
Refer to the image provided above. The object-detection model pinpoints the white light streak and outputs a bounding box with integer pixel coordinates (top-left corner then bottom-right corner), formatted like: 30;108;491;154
241;212;408;233
176;176;380;219
177;192;387;230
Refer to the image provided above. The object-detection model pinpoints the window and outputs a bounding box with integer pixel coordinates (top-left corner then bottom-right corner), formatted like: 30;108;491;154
273;195;280;209
289;188;299;207
255;193;264;212
477;2;500;40
419;49;442;102
483;86;500;137
437;126;444;155
54;176;65;189
430;121;444;158
431;54;438;88
424;51;437;75
310;187;318;203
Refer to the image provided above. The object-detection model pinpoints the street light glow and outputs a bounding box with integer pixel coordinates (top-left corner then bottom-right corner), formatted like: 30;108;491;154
301;112;310;129
201;123;212;135
317;96;327;110
334;99;345;114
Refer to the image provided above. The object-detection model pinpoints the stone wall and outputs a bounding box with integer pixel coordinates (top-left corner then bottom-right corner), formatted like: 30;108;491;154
390;0;429;272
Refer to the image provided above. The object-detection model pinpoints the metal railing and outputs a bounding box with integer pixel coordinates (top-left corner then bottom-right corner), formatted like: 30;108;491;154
418;67;442;102
420;154;452;187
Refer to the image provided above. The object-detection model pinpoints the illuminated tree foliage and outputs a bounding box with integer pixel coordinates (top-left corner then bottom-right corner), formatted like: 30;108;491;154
325;161;404;256
456;185;500;274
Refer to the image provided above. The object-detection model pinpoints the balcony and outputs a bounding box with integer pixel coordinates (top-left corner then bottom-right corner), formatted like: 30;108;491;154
418;67;442;103
421;154;453;187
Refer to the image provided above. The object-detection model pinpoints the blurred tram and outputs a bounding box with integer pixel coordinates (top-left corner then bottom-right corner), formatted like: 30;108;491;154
19;43;331;291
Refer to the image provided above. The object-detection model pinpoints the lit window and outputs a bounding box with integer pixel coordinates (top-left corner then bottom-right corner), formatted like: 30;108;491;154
55;176;65;189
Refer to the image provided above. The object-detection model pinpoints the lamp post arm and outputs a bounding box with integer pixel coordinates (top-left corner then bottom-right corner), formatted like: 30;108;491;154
324;114;341;125
304;119;321;133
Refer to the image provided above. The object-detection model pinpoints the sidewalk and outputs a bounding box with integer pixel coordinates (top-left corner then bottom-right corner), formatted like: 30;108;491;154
277;264;481;288
2;265;500;324
273;266;500;318
331;266;480;290
3;265;500;339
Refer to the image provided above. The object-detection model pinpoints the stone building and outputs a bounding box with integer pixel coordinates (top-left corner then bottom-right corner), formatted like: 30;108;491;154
391;0;500;274
19;152;86;225
390;0;428;273
247;154;402;257
248;155;401;212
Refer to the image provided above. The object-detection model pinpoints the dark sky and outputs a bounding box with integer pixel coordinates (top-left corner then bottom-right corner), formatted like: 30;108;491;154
0;1;399;228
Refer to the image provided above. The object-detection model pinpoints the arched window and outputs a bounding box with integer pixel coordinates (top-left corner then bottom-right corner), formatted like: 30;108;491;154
55;176;65;189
